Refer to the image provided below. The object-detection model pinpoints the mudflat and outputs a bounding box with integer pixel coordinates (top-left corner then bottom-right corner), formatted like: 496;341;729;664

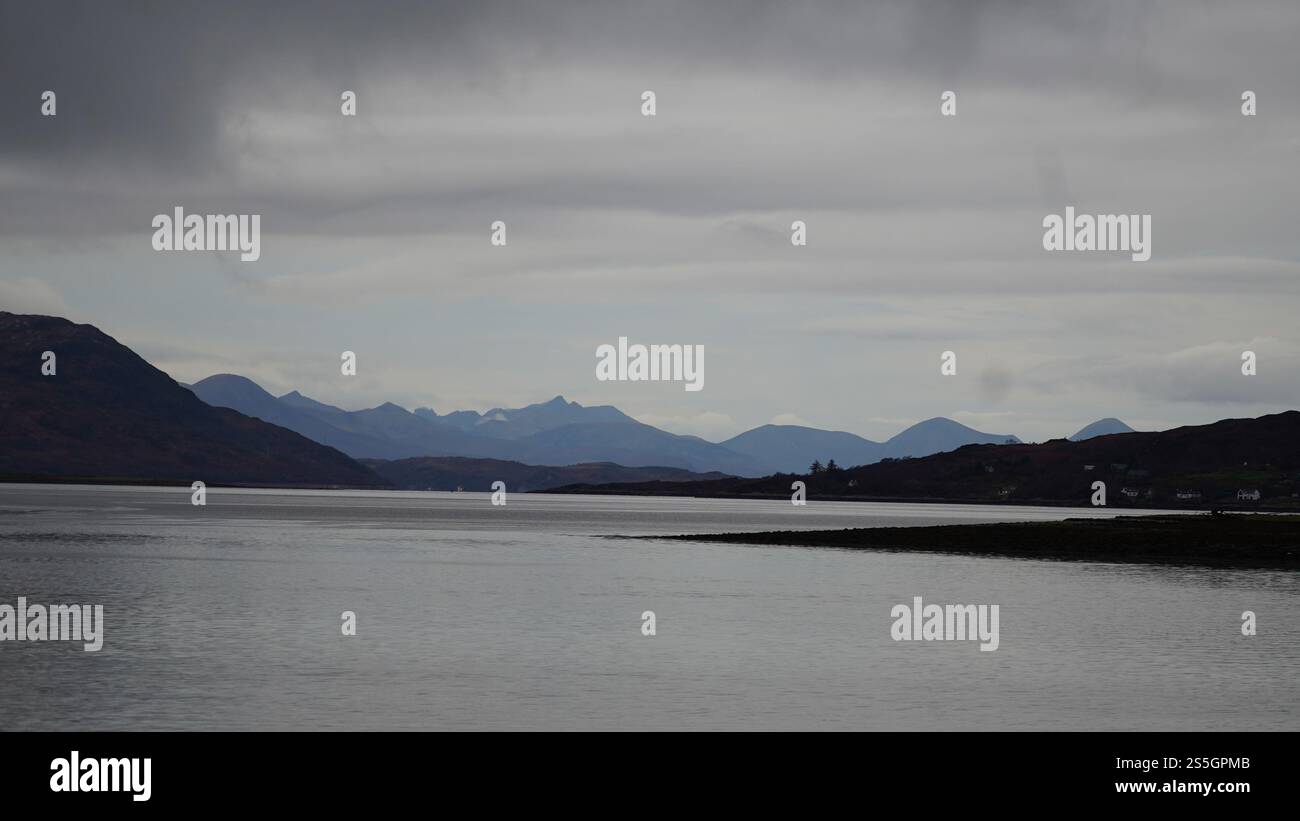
658;514;1300;568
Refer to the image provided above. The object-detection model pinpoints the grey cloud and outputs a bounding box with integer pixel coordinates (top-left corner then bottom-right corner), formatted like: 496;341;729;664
4;1;1290;170
2;1;1298;431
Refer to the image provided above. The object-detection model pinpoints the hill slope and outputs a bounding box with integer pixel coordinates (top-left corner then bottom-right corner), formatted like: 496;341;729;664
362;457;730;491
512;420;769;476
0;313;383;486
191;376;516;461
721;424;884;474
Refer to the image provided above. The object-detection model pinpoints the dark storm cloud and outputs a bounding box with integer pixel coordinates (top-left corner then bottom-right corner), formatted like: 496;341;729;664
3;0;1276;241
0;0;470;171
0;0;1296;255
0;0;1217;173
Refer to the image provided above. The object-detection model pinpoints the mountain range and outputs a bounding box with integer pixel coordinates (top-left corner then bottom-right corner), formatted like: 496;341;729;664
550;412;1300;510
189;374;1037;476
2;312;1153;489
190;375;767;475
719;418;1021;473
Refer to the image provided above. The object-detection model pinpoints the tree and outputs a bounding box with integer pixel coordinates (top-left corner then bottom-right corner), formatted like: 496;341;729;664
809;460;823;474
826;459;840;472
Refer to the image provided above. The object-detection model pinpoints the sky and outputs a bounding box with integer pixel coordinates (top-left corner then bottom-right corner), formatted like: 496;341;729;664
2;0;1298;444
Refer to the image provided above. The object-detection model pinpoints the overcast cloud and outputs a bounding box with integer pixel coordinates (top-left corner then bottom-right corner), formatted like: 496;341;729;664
2;0;1297;442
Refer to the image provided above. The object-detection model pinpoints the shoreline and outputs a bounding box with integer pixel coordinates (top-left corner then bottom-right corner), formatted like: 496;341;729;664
2;477;1294;515
0;475;388;491
652;514;1300;569
542;485;1298;515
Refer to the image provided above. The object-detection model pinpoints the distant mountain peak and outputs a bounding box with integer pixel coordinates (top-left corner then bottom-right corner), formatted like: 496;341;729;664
201;373;253;382
190;373;278;409
913;416;1005;433
276;389;346;416
194;372;269;392
1070;418;1136;441
882;417;1020;460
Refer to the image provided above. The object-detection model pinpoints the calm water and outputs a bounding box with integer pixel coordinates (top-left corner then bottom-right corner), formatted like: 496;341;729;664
0;484;1295;731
